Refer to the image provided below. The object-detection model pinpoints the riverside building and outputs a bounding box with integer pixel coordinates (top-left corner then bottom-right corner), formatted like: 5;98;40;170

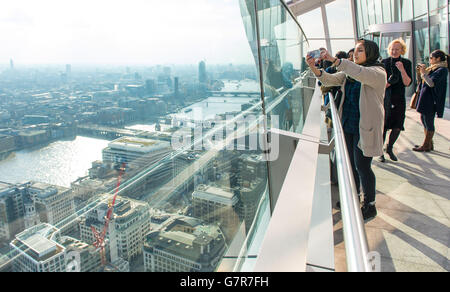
102;136;171;167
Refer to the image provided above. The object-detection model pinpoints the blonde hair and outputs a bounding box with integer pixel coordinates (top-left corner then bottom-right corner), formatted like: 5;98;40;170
387;38;407;56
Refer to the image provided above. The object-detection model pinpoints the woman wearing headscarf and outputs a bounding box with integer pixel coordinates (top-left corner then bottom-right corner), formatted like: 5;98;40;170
379;39;412;162
413;50;449;152
306;39;387;222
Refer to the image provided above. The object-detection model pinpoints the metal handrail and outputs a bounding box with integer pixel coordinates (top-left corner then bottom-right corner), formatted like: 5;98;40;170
328;92;372;272
279;0;309;46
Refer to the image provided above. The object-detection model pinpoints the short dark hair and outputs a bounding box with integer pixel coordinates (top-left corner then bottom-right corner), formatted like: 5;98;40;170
335;51;348;59
431;50;450;70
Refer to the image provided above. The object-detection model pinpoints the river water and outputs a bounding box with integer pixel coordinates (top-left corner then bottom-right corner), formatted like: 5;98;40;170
0;136;109;187
0;80;260;188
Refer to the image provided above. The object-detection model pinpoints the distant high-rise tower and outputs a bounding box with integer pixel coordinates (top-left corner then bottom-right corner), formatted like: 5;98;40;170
66;64;71;75
174;77;179;96
10;59;14;70
199;61;207;84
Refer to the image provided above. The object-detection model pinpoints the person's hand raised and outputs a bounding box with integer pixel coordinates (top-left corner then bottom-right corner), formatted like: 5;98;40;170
319;48;335;63
395;61;405;72
417;64;427;75
306;55;317;69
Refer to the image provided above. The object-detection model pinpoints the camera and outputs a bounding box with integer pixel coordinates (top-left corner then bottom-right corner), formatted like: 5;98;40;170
307;49;322;59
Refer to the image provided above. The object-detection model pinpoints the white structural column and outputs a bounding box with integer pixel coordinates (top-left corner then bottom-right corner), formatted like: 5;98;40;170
321;4;333;53
350;0;359;41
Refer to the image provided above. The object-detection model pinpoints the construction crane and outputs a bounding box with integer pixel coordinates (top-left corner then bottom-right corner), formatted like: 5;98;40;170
91;162;126;266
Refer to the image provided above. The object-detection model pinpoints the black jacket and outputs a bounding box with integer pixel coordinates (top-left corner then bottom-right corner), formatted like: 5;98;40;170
417;67;449;118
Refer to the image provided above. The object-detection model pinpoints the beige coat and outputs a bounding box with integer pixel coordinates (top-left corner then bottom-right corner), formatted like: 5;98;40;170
318;59;387;157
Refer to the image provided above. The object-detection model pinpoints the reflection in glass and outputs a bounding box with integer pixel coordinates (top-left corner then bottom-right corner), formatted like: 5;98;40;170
0;0;315;273
429;8;449;53
414;17;430;64
382;0;392;23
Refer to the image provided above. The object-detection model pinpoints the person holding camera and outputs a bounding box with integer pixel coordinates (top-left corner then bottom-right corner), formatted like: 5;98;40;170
413;50;449;152
306;39;387;222
379;39;412;162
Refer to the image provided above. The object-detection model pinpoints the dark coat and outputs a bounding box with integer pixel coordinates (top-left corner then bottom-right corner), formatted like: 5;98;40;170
416;67;449;118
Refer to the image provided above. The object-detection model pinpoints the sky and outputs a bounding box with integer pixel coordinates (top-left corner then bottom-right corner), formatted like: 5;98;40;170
0;0;255;66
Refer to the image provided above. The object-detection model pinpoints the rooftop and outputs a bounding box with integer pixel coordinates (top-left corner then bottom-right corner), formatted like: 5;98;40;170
11;223;64;262
193;185;238;206
107;136;170;153
29;182;70;199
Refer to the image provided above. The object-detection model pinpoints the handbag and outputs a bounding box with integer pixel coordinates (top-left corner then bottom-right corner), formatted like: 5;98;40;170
410;84;421;109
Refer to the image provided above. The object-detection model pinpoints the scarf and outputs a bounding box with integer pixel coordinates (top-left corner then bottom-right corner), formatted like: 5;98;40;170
425;61;448;74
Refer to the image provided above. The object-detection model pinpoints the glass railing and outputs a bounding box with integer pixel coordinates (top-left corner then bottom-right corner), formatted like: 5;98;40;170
0;0;314;272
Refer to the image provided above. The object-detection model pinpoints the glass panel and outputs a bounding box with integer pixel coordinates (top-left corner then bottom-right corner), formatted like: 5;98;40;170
414;17;430;64
367;0;377;25
382;0;393;23
356;0;366;36
258;0;312;134
374;0;384;24
326;0;357;40
429;8;450;109
414;0;428;18
360;0;370;33
400;0;413;21
330;40;358;56
296;8;325;39
392;0;413;22
0;0;310;273
429;0;448;11
429;8;449;53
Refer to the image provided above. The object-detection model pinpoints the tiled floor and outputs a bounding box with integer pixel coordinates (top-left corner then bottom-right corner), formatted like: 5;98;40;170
333;108;450;272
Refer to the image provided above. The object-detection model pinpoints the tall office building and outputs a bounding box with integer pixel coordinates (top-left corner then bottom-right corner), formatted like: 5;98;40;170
235;154;267;233
9;59;13;70
79;195;151;263
28;182;76;233
174;77;180;97
0;183;26;242
198;61;207;84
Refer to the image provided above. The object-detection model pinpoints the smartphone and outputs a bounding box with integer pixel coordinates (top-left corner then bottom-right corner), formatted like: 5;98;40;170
307;49;322;59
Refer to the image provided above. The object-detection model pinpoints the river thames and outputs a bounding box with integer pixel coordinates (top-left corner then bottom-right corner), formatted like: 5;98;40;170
0;80;260;188
0;136;109;187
